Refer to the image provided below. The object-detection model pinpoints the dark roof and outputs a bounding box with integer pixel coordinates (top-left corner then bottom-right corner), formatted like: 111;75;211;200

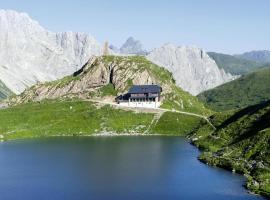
128;85;162;94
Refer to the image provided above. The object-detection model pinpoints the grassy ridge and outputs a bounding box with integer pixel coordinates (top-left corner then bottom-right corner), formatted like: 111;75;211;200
13;55;210;115
0;100;202;141
198;67;270;111
189;101;270;197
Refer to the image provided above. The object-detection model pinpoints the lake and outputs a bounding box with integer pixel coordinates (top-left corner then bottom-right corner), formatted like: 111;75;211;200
0;136;265;200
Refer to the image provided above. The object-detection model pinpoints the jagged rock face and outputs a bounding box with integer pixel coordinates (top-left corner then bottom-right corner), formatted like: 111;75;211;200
119;37;147;55
0;10;103;94
147;44;236;95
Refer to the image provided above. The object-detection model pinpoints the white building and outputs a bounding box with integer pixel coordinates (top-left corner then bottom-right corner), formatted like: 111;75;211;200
117;85;162;109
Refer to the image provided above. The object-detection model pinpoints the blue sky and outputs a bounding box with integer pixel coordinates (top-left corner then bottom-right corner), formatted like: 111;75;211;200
0;0;269;54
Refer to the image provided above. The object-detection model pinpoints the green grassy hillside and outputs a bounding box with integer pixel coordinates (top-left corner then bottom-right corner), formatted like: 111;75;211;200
2;55;210;140
0;100;202;141
208;52;265;75
198;67;270;111
1;55;209;139
0;80;13;100
189;101;270;197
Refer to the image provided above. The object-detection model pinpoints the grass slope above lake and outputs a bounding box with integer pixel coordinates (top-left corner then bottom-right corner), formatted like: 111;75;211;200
0;80;13;100
198;67;270;111
2;55;210;140
189;100;270;197
208;52;265;75
0;100;202;141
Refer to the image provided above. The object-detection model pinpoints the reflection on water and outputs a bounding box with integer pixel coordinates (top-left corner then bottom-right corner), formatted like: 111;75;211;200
0;136;265;200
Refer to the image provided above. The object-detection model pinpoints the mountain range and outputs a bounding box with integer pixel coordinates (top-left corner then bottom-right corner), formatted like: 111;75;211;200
208;52;266;75
110;37;148;55
236;50;270;63
0;9;269;110
0;9;235;98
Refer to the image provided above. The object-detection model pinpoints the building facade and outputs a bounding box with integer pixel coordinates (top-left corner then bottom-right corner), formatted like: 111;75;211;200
117;85;162;108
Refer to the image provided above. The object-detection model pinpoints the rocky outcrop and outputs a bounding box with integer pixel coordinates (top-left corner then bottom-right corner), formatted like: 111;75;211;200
147;44;236;95
10;56;166;103
0;10;103;94
9;55;209;115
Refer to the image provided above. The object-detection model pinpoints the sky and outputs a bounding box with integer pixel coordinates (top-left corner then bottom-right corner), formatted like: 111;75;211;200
0;0;269;54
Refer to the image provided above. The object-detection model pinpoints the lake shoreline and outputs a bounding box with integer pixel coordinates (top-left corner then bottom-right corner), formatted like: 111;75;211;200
0;133;267;199
0;136;263;200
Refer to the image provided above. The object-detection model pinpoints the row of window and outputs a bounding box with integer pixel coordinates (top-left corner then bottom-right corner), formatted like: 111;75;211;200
130;93;159;97
129;98;157;102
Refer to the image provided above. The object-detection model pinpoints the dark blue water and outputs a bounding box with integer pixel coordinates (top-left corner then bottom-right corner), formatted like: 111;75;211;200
0;136;264;200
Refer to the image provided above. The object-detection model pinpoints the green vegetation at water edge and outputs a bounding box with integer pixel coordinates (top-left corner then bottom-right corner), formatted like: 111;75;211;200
198;67;270;111
0;100;153;140
189;100;270;198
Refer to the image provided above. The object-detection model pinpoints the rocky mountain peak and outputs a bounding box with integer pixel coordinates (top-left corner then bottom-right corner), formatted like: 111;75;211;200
0;9;45;35
147;44;236;95
119;37;147;55
0;10;103;94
